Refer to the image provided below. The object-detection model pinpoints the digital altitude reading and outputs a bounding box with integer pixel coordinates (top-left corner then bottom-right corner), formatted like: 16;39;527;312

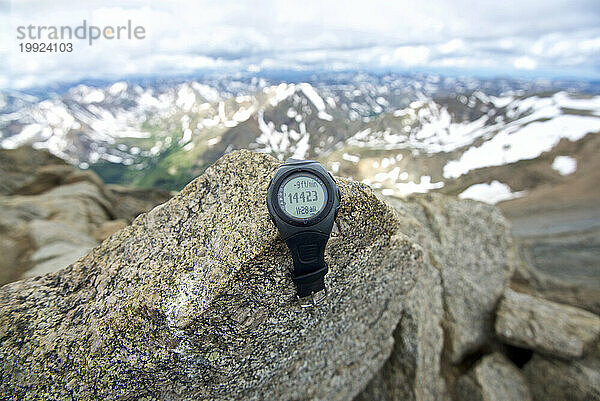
277;173;327;219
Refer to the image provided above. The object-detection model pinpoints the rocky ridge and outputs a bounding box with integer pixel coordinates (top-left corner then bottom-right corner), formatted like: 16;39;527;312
0;146;171;285
0;150;420;399
0;149;598;400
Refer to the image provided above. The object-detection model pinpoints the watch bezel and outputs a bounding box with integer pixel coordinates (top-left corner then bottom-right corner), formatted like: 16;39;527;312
270;167;335;227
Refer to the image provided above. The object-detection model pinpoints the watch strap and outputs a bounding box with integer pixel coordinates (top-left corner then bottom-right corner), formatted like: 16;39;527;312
291;264;328;298
284;231;330;298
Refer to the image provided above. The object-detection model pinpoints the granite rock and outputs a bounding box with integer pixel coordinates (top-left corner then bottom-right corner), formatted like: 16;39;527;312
523;354;600;401
355;261;447;401
0;150;420;400
92;219;128;242
0;146;166;285
0;147;66;195
357;193;514;401
107;184;172;222
24;243;94;278
495;288;600;359
455;353;531;401
408;195;515;364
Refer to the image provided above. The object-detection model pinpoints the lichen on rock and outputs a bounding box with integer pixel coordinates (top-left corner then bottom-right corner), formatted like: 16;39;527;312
0;150;421;400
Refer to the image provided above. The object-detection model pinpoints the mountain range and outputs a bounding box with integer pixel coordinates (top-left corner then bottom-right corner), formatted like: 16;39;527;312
1;72;599;205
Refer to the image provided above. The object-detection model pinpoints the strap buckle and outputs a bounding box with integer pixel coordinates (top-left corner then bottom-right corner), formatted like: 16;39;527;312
298;287;327;307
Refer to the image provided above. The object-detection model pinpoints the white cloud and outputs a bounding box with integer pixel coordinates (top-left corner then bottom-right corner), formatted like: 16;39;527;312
513;56;538;70
381;46;431;66
438;39;465;55
1;0;599;89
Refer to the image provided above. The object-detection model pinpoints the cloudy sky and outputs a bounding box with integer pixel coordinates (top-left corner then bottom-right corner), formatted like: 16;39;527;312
1;0;599;89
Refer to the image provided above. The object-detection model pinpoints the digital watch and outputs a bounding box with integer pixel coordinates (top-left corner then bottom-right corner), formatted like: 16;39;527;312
267;159;341;306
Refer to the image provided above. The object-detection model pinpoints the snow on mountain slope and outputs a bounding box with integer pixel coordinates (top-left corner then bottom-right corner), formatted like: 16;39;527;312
443;113;600;179
336;90;600;200
1;73;599;196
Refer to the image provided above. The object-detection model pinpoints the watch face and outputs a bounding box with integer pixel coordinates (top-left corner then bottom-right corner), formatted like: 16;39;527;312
277;172;328;220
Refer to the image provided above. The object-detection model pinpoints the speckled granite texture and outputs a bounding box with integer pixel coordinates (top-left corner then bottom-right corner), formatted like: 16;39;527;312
0;150;420;400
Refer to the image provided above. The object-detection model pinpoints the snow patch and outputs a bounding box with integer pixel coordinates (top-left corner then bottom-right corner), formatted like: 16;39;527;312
489;95;514;108
1;124;42;148
191;82;220;103
552;156;577;176
82;89;105;104
109;82;128;96
265;83;296;107
395;176;444;196
207;137;221;146
176;85;196;112
443;115;600;178
299;83;333;121
255;110;310;159
459;181;526;204
553;91;600;111
342;153;360;163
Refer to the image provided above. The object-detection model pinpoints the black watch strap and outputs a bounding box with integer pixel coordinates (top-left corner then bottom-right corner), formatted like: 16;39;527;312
284;231;329;298
291;264;328;298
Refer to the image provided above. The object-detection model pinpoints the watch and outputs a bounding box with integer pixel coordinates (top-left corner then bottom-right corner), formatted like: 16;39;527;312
266;159;341;306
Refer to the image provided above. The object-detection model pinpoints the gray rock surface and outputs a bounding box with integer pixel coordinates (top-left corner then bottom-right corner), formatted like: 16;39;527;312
0;150;421;400
455;353;532;401
511;229;600;315
92;219;129;242
27;219;98;248
356;193;514;401
0;147;66;195
495;288;600;358
410;195;514;364
0;146;170;285
0;223;31;285
355;260;447;401
107;184;172;222
0;187;108;285
523;354;600;401
25;243;93;278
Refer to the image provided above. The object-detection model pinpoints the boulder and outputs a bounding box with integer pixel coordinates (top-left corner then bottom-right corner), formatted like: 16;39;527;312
455;353;532;401
355;261;447;401
0;147;66;195
42;181;114;225
0;150;421;400
107;184;172;222
27;220;97;249
0;146;170;285
92;219;128;242
357;193;514;401
396;195;515;363
0;225;31;285
12;162;109;198
24;244;93;278
359;190;514;400
511;233;600;315
0;197;47;286
11;164;75;195
523;355;600;401
495;288;600;359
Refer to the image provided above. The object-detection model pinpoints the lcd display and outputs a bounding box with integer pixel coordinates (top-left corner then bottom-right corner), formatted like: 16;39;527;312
277;173;327;219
